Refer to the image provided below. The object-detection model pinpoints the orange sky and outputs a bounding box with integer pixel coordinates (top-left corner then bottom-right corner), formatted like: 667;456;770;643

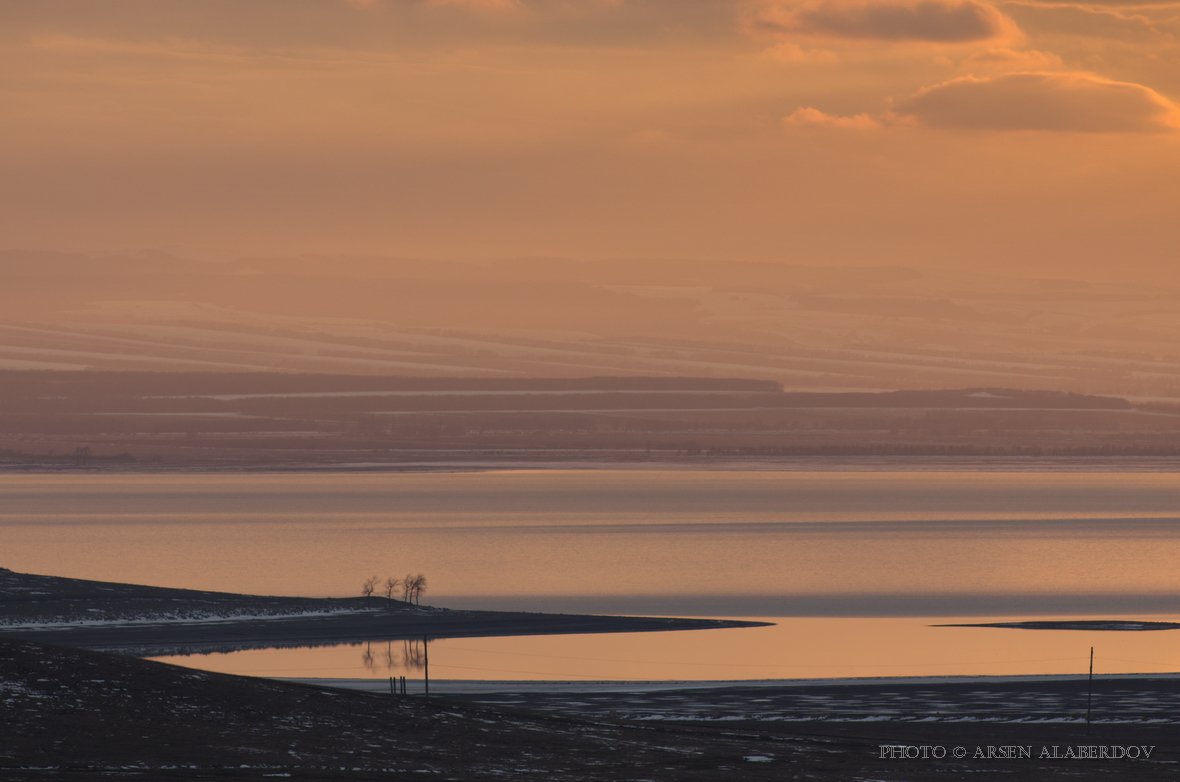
2;0;1178;276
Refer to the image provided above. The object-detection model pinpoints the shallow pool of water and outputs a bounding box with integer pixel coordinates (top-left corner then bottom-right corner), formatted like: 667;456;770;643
150;615;1180;682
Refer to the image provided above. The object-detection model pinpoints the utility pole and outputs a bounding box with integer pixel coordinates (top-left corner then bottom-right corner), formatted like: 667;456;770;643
1086;646;1094;726
424;635;430;700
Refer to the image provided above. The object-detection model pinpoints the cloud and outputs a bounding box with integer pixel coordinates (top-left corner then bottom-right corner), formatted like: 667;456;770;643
962;46;1066;70
761;40;843;61
896;72;1180;131
1013;0;1180;6
749;0;1020;43
783;106;883;128
1002;2;1164;39
425;0;523;10
785;71;1180;133
0;0;741;50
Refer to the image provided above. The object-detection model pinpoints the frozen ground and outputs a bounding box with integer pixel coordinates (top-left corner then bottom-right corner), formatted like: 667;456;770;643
5;639;1180;781
299;674;1180;725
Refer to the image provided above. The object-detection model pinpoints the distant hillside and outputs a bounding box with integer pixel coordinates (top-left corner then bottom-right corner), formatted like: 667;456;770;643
1;373;1177;468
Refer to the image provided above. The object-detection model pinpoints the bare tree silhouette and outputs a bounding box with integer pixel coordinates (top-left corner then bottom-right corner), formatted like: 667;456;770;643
361;575;379;598
402;572;415;603
411;574;428;606
383;576;400;601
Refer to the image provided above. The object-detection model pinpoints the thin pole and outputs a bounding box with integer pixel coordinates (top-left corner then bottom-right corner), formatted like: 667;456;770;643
1086;646;1094;725
424;635;430;699
389;676;394;697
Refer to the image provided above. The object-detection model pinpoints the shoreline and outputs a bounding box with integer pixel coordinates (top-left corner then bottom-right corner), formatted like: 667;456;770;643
936;620;1180;631
0;568;769;654
34;612;769;654
282;670;1180;694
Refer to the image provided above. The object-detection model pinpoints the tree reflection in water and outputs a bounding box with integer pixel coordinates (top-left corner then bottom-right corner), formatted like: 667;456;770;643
357;638;426;672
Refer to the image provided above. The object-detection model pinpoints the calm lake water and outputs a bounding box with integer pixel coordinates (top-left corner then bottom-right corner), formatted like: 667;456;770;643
7;468;1180;680
150;617;1180;683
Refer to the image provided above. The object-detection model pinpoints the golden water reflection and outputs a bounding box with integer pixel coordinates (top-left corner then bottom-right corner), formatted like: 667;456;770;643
151;616;1180;682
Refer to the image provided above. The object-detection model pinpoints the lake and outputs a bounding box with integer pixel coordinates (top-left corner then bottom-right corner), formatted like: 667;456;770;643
6;468;1180;680
149;617;1180;683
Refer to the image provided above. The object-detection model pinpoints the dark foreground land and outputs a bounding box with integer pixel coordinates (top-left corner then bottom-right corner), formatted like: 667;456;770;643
0;569;763;653
5;570;1180;780
4;639;1180;781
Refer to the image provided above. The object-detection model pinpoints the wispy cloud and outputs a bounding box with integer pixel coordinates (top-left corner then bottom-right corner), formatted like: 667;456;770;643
784;106;884;128
749;0;1021;43
1002;2;1167;40
425;0;523;10
961;46;1066;69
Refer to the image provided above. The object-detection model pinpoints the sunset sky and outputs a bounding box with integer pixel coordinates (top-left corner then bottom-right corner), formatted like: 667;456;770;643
3;0;1178;277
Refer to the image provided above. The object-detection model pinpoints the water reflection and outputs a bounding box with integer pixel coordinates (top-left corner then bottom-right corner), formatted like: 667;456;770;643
358;639;427;674
149;616;1180;682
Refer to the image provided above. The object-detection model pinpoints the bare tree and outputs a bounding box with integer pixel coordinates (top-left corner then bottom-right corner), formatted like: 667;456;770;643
410;573;427;606
383;576;400;601
402;572;415;603
361;575;379;598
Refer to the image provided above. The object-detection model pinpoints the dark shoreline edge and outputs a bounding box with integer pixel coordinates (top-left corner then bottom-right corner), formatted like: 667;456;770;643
0;568;769;654
14;612;771;655
935;620;1180;632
